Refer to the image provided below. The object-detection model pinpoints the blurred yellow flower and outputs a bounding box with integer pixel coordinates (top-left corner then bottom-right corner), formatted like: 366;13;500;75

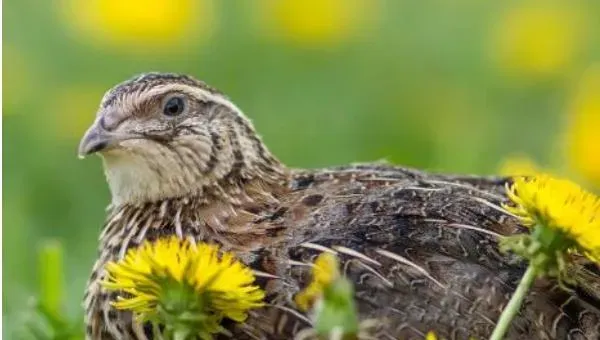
59;0;213;51
498;155;539;177
295;252;340;311
52;86;104;140
565;65;600;187
425;331;438;340
254;0;380;47
489;2;587;78
3;45;36;112
505;174;600;262
103;236;264;336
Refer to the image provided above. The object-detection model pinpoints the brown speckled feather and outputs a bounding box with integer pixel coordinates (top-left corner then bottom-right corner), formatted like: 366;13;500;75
84;164;600;340
232;165;600;340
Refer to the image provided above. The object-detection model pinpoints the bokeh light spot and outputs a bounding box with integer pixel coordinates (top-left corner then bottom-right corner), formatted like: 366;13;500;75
59;0;213;52
489;3;588;78
3;45;36;113
254;0;380;47
498;155;539;176
565;65;600;187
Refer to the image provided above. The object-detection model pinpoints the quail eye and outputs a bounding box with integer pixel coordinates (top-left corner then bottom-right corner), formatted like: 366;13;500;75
163;96;185;116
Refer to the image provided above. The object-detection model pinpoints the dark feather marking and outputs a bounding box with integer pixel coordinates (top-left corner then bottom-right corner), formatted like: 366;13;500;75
204;128;221;174
221;119;245;185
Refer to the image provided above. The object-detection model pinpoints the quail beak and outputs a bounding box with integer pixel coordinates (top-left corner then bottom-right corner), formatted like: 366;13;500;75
78;121;136;158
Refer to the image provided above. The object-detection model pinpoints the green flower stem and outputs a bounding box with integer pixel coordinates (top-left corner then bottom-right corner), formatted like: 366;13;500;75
173;327;190;340
38;240;64;319
490;265;538;340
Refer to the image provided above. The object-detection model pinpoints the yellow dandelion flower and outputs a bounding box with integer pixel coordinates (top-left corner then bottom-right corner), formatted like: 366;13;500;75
565;65;600;188
254;0;380;47
504;174;600;261
425;331;438;340
295;252;340;311
498;154;540;177
492;174;600;340
103;236;264;332
59;0;213;52
489;3;587;78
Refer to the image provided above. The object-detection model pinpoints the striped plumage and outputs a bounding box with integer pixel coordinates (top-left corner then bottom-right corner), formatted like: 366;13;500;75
80;73;600;340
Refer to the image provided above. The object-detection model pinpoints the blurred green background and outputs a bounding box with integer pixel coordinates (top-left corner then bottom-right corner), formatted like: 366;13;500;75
4;0;600;337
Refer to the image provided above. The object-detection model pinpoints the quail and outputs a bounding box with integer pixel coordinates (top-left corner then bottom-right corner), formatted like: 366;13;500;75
80;73;600;340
